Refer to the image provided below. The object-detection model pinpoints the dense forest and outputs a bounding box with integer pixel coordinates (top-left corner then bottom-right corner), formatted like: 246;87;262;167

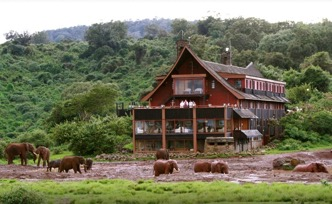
0;17;331;156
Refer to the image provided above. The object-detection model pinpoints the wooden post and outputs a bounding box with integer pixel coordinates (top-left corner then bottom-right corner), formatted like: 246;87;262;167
132;109;136;153
162;107;166;149
224;105;228;137
193;107;197;152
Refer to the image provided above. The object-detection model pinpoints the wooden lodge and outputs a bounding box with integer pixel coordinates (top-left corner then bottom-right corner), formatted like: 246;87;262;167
131;40;288;153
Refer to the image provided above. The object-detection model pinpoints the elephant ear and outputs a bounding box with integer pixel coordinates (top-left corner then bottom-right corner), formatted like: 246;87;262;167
24;143;29;151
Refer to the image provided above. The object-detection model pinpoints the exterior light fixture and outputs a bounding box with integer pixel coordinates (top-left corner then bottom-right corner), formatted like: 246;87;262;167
211;80;215;89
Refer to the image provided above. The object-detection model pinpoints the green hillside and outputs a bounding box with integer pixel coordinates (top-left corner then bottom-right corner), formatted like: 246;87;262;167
0;17;331;155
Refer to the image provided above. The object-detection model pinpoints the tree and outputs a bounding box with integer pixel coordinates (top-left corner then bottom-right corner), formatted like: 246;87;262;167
31;31;49;44
84;21;127;53
260;52;292;69
286;84;312;104
257;29;294;54
47;82;119;125
283;68;302;88
144;24;161;39
301;65;330;92
300;52;332;74
171;18;191;36
5;30;31;46
51;115;132;155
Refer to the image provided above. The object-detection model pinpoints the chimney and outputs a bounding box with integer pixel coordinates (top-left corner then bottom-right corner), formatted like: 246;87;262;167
176;40;189;57
221;48;231;65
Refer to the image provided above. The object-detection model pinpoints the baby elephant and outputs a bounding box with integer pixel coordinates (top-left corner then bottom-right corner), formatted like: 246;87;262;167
85;158;93;170
35;146;50;168
59;156;87;174
47;159;61;172
293;162;329;173
194;161;212;173
153;159;179;176
211;160;229;174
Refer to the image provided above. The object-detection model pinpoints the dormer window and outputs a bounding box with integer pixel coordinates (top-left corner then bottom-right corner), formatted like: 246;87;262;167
235;80;241;89
172;74;206;95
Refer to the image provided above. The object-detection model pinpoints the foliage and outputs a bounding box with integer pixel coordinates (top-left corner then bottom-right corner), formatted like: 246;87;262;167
47;82;119;125
31;31;50;44
286;84;313;103
0;186;45;204
275;138;306;151
300;51;332;73
15;129;54;148
0;139;10;159
1;17;332;153
301;65;330;92
281;95;332;144
50;115;132;155
308;110;332;136
5;31;31;46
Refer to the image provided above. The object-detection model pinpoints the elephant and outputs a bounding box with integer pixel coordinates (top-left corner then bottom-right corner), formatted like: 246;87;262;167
155;148;170;160
86;158;93;170
35;146;50;168
194;161;212;173
59;156;87;174
293;162;329;173
4;142;37;165
211;160;229;174
47;159;61;172
153;159;179;176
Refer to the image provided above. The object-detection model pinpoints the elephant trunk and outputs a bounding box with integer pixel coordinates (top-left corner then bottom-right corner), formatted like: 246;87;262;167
32;151;38;163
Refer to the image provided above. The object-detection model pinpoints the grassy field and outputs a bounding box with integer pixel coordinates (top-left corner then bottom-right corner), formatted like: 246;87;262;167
0;179;331;203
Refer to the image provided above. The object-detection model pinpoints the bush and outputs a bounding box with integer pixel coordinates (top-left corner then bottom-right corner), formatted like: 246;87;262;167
0;139;9;159
0;186;45;204
276;138;305;151
16;129;54;148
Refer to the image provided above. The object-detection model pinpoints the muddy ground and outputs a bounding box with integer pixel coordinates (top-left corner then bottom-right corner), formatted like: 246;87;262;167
1;149;331;184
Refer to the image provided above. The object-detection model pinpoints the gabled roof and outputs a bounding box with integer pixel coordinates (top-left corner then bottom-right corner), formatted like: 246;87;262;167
141;46;288;103
202;61;263;78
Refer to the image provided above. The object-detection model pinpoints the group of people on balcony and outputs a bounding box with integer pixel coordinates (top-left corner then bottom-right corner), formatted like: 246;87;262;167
180;100;196;108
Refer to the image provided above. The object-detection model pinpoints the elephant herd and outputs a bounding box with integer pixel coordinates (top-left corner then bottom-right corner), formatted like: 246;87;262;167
153;148;329;177
4;142;93;174
153;148;229;176
4;144;328;177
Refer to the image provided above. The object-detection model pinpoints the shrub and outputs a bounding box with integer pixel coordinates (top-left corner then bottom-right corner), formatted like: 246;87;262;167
0;186;45;204
276;138;304;151
0;140;9;159
16;129;54;148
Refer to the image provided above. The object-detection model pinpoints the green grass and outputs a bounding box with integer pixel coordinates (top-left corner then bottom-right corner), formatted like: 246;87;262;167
265;144;332;155
49;150;74;160
0;179;331;203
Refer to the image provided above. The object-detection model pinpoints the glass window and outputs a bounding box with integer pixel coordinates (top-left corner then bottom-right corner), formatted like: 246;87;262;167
174;79;204;95
235;80;241;89
174;120;193;133
216;120;224;132
135;120;162;134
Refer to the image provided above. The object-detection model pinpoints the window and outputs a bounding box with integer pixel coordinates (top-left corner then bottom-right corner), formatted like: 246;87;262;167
171;120;193;133
235;80;241;89
172;75;205;95
135;120;162;134
246;79;250;89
